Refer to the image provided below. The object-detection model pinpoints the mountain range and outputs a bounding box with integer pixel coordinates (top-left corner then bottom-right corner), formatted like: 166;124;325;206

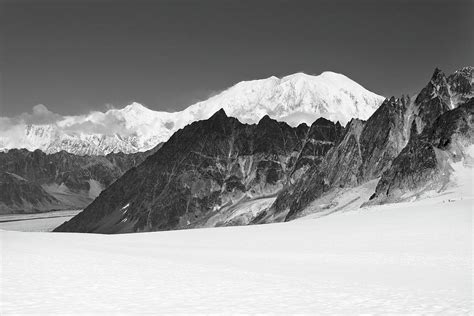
0;147;158;214
0;71;383;155
54;66;473;233
261;67;474;222
54;112;343;232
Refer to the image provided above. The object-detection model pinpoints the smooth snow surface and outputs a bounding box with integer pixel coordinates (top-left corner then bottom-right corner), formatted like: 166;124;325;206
1;194;472;314
0;72;384;155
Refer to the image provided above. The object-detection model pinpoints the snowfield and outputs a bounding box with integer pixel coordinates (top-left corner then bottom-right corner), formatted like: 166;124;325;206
0;210;81;232
1;191;472;314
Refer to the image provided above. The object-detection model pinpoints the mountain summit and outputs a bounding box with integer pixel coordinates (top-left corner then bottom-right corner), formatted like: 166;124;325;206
182;71;384;127
0;71;384;155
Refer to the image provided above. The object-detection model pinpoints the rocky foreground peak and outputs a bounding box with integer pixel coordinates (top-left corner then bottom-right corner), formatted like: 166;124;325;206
54;108;344;233
253;67;474;223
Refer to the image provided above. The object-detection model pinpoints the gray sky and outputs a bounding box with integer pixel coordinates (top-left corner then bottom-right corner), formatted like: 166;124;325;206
1;0;473;116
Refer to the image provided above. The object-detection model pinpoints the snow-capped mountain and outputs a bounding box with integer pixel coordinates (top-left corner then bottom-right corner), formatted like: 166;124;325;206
181;71;384;126
53;66;474;233
0;71;385;155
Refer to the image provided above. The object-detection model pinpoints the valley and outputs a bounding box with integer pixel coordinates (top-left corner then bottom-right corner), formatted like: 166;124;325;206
0;210;81;232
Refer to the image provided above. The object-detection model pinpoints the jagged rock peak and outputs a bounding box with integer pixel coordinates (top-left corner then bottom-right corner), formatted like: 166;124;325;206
431;67;446;80
312;117;335;126
54;108;342;233
368;98;474;205
209;108;228;120
429;67;449;90
258;114;272;122
382;95;410;108
257;114;279;127
453;66;473;77
447;66;474;98
345;118;366;131
415;68;450;105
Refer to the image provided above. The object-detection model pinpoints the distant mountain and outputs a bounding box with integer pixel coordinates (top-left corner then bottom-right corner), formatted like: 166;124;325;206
0;71;383;155
0;147;158;214
0;172;60;214
181;71;384;126
54;111;343;233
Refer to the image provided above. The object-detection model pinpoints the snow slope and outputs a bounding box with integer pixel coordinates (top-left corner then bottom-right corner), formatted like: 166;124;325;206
181;71;383;126
0;72;384;155
1;190;472;313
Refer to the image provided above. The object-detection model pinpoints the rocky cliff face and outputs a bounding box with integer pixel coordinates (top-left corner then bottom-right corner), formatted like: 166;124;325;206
0;172;60;213
447;66;474;106
54;110;343;233
411;67;473;134
33;65;472;232
368;99;474;204
261;96;410;222
0;147;157;214
258;67;473;222
411;68;452;134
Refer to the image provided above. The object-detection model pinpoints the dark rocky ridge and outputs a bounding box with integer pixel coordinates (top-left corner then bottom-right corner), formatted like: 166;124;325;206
368;99;474;204
260;96;411;222
447;66;474;104
0;172;60;213
55;111;343;233
412;68;452;134
52;66;473;232
0;147;158;214
257;67;473;222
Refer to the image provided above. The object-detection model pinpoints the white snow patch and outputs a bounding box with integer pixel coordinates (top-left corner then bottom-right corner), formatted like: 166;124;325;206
0;72;384;155
296;178;379;220
1;193;472;313
121;203;130;214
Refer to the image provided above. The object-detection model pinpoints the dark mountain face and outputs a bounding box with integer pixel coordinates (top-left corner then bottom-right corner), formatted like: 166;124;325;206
447;66;474;104
0;148;157;214
262;96;411;222
412;68;452;134
54;111;343;233
258;67;473;222
49;66;473;232
368;99;474;204
0;172;60;213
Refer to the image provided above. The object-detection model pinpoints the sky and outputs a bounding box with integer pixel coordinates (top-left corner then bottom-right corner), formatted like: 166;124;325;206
0;0;472;117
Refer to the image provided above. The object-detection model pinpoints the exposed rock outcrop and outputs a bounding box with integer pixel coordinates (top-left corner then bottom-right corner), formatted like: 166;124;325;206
259;67;473;222
0;147;158;214
264;96;410;222
52;66;474;232
0;172;60;213
54;110;343;233
368;99;474;204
